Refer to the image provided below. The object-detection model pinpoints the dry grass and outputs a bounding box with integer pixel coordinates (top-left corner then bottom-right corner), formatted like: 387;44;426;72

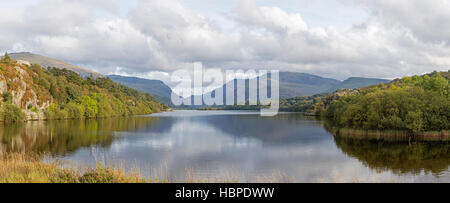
0;153;302;183
0;153;148;183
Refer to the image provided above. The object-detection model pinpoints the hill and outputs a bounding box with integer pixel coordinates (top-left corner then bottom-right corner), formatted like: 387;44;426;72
191;72;394;108
196;72;341;104
0;53;167;122
9;52;103;78
278;72;341;98
107;75;173;105
327;77;390;93
196;72;390;105
324;71;450;132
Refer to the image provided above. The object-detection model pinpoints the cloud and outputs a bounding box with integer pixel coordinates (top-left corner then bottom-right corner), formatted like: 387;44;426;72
346;0;450;43
0;0;449;82
129;0;244;64
228;0;450;79
234;0;308;34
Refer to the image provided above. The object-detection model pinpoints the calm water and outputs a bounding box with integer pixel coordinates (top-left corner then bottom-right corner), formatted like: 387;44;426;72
1;110;449;183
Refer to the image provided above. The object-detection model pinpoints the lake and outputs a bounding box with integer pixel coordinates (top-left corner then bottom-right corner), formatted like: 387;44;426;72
1;110;449;183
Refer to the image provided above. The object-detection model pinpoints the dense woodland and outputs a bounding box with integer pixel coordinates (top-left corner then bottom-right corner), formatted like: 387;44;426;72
323;72;450;132
0;53;167;122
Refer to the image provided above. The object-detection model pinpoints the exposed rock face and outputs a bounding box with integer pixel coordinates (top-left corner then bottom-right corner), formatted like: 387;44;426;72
16;60;31;66
322;88;360;109
0;64;51;121
0;76;7;94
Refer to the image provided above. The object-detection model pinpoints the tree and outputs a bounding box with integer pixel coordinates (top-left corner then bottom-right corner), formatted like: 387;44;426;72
2;52;11;63
80;96;98;118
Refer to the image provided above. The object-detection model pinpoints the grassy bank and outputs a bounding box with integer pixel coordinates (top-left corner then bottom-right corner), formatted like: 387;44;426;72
0;153;148;183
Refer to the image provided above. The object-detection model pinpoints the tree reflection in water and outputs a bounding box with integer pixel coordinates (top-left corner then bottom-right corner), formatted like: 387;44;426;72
331;133;450;176
0;116;158;156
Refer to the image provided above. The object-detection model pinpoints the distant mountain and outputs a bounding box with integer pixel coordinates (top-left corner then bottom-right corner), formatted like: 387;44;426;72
214;72;340;99
279;72;341;98
107;75;173;105
327;77;391;93
109;72;390;107
9;52;103;78
188;72;341;106
192;72;392;107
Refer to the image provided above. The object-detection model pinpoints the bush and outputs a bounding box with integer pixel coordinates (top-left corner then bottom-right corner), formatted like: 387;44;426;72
45;103;59;120
80;96;98;118
65;102;85;119
1;103;26;122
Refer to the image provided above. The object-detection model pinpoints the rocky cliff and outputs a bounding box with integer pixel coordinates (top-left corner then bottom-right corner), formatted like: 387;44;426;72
0;60;51;121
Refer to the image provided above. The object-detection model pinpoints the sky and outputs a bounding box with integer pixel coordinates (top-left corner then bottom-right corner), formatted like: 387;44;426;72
1;0;450;83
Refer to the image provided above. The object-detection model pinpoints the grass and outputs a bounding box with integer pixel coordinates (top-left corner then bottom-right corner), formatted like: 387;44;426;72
0;153;299;183
0;153;148;183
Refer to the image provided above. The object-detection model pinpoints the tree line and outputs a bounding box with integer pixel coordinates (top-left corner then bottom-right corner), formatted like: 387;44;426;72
323;72;450;132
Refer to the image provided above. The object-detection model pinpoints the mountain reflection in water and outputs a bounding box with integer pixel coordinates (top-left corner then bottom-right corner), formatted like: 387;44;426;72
1;111;449;182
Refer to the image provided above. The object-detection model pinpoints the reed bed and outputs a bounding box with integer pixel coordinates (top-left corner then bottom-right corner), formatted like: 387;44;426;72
335;128;450;141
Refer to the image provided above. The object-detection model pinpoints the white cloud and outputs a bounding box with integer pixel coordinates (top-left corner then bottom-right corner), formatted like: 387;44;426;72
0;0;449;82
234;0;308;34
129;0;244;64
346;0;450;43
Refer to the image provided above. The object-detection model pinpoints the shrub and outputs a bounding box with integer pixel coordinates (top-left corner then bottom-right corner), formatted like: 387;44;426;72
65;102;85;119
1;103;26;122
80;96;98;118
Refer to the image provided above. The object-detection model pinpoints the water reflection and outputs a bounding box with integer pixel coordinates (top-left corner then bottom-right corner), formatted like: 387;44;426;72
0;117;158;155
0;111;449;182
333;136;450;175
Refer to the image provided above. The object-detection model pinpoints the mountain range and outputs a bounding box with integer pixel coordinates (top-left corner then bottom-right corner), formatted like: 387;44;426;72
8;52;391;106
191;72;390;105
107;75;173;105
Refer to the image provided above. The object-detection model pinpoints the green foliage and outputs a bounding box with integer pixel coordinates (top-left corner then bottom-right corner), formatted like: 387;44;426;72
1;103;26;123
4;63;168;121
324;72;450;132
80;96;98;118
65;102;85;119
280;94;326;112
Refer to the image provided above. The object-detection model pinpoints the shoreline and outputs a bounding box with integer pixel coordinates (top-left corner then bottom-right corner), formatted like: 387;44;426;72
0;109;170;124
331;128;450;141
2;109;449;141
